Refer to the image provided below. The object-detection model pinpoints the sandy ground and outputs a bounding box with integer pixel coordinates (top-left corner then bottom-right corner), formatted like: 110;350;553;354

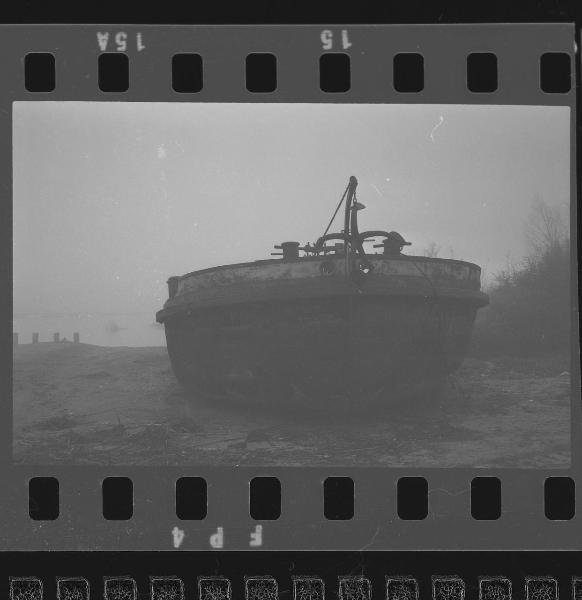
12;343;571;467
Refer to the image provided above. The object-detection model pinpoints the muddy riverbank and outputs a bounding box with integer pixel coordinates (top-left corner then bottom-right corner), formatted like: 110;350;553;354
12;343;571;467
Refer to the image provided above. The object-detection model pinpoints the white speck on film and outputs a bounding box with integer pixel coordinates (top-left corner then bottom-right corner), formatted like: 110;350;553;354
429;115;445;142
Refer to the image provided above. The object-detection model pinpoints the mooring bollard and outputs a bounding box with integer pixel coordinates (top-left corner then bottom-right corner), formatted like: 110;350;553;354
13;332;18;346
53;333;60;343
73;332;80;343
32;332;39;344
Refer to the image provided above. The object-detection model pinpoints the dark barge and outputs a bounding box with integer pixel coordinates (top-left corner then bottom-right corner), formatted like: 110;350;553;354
156;176;489;403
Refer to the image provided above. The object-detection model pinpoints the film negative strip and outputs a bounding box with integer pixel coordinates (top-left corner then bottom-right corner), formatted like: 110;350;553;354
5;572;582;600
0;24;579;554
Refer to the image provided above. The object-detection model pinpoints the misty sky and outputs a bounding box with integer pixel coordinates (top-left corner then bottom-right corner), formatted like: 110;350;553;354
13;102;569;316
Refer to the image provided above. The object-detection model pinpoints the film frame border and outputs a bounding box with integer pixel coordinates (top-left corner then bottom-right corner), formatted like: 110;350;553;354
0;23;579;551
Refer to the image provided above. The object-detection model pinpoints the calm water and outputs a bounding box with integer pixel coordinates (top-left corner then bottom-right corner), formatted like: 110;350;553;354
13;312;166;347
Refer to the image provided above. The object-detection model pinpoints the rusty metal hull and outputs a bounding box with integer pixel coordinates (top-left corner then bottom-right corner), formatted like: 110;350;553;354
156;255;489;402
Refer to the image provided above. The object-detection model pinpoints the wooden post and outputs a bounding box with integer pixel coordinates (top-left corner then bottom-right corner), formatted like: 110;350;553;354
53;333;60;343
32;332;39;344
13;332;18;346
73;332;80;343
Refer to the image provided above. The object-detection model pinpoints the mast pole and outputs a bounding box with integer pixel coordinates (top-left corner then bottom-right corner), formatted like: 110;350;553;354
344;176;358;275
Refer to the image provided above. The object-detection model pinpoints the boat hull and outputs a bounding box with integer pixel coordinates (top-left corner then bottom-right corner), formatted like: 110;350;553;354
157;255;488;403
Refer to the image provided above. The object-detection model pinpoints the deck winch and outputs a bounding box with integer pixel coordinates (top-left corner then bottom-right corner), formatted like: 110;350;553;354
271;176;411;277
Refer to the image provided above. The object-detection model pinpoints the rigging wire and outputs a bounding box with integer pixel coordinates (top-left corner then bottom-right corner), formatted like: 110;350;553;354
320;180;351;241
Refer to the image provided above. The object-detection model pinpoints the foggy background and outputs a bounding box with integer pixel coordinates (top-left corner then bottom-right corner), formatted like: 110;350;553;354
13;102;569;347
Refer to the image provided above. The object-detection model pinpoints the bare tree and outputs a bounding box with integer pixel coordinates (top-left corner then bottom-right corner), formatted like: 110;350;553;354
525;195;567;256
422;241;440;258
